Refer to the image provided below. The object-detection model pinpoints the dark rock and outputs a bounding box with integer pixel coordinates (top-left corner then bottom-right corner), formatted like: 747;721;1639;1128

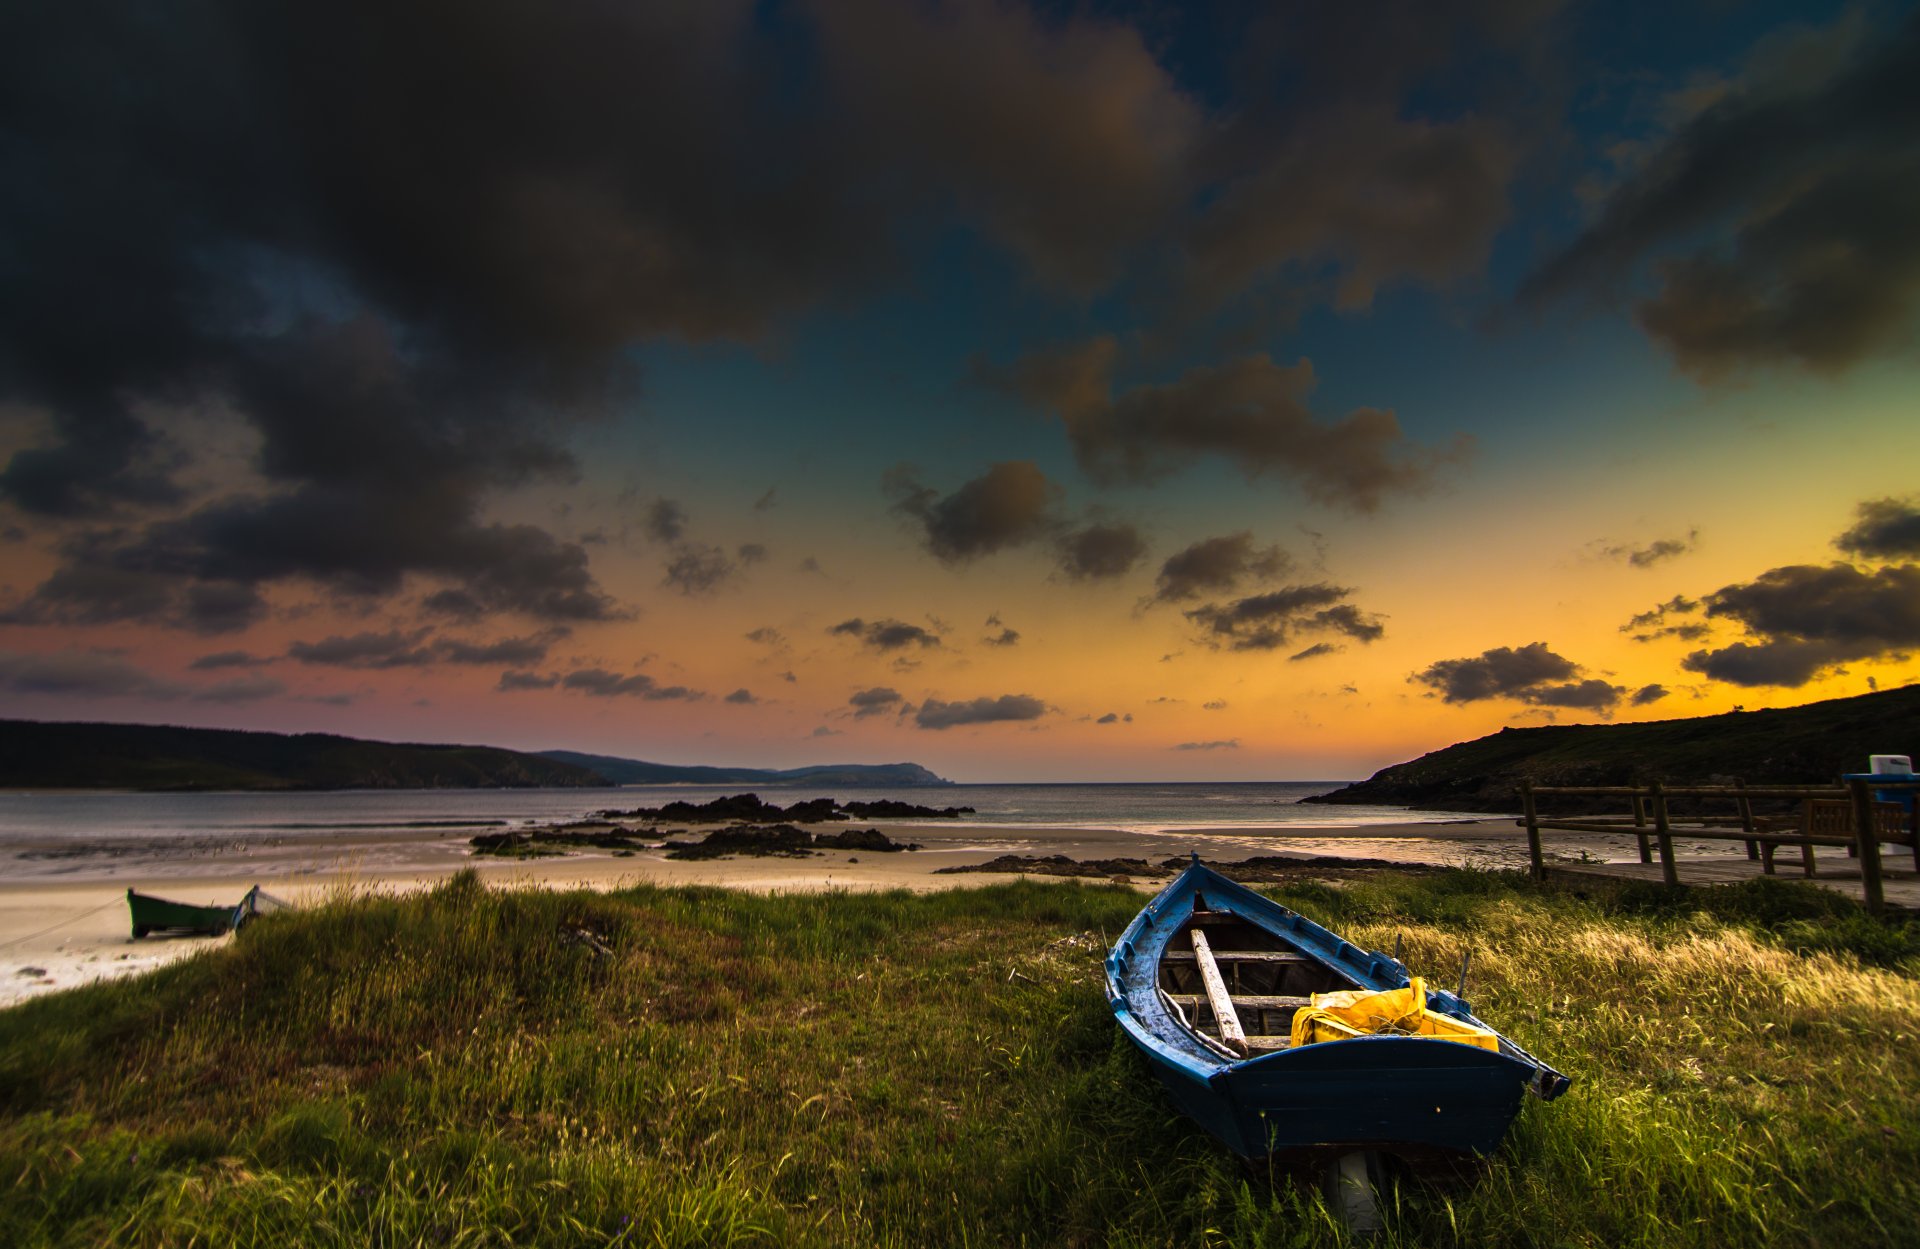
814;827;919;852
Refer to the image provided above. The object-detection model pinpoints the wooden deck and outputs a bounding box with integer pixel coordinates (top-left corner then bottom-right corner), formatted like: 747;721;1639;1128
1548;851;1920;909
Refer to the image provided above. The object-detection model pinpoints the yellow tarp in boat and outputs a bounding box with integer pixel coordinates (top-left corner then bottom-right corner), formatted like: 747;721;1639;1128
1289;976;1501;1051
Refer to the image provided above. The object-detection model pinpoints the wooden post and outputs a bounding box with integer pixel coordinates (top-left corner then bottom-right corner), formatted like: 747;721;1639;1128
1189;929;1249;1056
1849;777;1885;914
1734;779;1759;861
1631;793;1652;864
1650;780;1679;887
1520;782;1544;882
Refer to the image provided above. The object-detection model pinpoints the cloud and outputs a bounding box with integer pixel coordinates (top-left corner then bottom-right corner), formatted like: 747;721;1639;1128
886;461;1057;564
849;686;904;718
1175;740;1239;751
188;650;270;671
1596;530;1698;568
646;500;688;544
280;628;564;670
1289;642;1341;662
915;694;1048;730
811;726;842;738
1621;594;1711;643
0;649;186;700
1412;642;1624;712
1203;700;1229;711
993;338;1470;509
745;627;786;647
1151;532;1291;604
663;543;740;595
809;0;1197;294
984;627;1021;647
1056;522;1148;581
737;543;769;565
497;670;560;692
724;688;758;705
1836;497;1920;559
1519;11;1920;376
560;669;703;700
1631;684;1671;706
1185;585;1384;651
829;618;941;651
1681;562;1920;686
287;630;436;669
1095;712;1123;724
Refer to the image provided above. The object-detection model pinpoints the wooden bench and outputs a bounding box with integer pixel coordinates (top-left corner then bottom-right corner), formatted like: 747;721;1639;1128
1752;800;1914;877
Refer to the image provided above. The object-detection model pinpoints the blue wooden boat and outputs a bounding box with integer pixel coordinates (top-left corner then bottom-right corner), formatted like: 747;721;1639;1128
1105;859;1569;1161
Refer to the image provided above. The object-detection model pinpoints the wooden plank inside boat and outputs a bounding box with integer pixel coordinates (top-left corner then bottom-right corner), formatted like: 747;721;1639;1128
1189;929;1249;1057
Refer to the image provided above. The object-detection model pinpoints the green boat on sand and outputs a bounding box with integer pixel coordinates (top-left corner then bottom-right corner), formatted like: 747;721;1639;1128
126;884;282;939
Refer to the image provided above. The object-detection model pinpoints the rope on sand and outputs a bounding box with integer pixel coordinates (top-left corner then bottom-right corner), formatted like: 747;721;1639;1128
0;898;123;952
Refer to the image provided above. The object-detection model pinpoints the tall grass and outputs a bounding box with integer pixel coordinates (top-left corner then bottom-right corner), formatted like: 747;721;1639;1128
1;869;1915;1247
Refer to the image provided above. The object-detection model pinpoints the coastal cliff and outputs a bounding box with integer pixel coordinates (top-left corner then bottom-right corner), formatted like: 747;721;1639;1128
1305;685;1920;812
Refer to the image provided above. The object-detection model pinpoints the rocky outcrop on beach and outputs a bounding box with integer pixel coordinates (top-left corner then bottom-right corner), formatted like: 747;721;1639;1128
660;824;919;860
1303;685;1920;813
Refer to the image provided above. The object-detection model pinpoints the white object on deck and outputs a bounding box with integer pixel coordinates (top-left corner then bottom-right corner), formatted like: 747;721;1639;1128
1870;755;1913;775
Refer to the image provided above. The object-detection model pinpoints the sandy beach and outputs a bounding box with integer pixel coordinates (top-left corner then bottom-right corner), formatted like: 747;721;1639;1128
0;815;1528;1007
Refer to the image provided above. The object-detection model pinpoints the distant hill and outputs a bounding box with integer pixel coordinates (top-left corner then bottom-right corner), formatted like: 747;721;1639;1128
536;750;951;787
0;720;611;791
1305;685;1920;812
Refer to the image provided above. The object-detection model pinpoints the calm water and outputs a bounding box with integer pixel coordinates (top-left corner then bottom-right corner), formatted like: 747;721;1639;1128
0;782;1774;872
0;781;1483;843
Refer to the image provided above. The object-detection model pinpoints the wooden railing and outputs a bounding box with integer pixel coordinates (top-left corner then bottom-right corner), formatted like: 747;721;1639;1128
1518;776;1919;912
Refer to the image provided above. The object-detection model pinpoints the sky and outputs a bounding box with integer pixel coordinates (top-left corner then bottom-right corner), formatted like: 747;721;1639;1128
2;0;1918;782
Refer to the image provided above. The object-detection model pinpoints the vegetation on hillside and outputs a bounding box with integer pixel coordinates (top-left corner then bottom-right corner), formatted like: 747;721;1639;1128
1308;684;1920;812
0;720;610;791
2;871;1916;1247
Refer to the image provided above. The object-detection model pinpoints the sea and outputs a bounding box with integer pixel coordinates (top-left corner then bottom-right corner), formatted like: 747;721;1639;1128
0;781;1740;871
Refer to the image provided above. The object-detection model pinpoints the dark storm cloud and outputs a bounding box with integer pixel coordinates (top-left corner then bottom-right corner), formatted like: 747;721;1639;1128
829;618;942;652
1836;497;1920;559
809;0;1197;295
994;339;1469;509
0;0;888;618
1175;1;1549;317
1055;523;1148;581
1151;533;1291;604
561;669;702;701
1631;684;1671;706
0;650;186;700
914;694;1048;730
434;632;566;666
1520;11;1920;375
849;687;904;718
1681;563;1920;686
1184;585;1384;652
1413;642;1625;712
885;462;1058;565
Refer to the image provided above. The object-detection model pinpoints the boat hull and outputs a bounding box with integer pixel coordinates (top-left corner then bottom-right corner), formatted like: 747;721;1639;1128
127;886;260;938
1106;860;1566;1161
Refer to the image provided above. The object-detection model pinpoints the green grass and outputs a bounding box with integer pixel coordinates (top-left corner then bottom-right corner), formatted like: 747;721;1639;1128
2;870;1917;1247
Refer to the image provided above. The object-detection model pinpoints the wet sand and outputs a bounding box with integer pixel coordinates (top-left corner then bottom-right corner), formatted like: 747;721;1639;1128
1;817;1523;1007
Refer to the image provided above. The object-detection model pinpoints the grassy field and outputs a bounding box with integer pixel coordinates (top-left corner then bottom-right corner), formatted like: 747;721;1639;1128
2;869;1917;1247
